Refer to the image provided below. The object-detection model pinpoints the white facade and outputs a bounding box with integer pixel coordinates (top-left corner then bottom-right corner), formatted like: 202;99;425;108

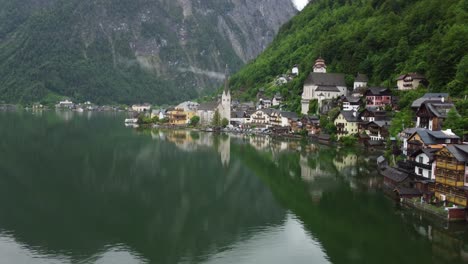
343;102;359;112
292;66;299;76
353;81;367;89
414;153;434;179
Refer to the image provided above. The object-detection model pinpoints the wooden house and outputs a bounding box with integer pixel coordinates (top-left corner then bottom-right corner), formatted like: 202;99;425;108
433;145;468;207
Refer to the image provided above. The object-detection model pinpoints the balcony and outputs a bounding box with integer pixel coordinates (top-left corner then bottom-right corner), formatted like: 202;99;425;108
408;160;432;170
437;161;465;171
435;191;467;207
435;175;464;187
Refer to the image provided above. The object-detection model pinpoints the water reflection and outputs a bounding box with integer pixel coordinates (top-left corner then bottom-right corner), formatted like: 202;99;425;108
0;112;467;264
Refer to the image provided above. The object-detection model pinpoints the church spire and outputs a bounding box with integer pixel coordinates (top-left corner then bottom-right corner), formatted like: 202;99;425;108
224;64;230;94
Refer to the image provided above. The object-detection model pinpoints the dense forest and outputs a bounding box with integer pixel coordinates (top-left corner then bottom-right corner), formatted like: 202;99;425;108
229;0;468;112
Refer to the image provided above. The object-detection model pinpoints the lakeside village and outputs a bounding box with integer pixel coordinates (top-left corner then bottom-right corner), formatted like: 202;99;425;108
127;57;468;222
3;57;465;222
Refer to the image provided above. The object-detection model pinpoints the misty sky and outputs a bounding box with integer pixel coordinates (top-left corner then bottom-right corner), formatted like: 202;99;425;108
292;0;308;10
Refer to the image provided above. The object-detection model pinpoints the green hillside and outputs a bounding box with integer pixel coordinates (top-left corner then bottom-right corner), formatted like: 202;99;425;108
230;0;468;111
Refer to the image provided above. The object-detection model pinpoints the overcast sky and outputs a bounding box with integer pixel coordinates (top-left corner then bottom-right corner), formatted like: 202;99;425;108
292;0;308;10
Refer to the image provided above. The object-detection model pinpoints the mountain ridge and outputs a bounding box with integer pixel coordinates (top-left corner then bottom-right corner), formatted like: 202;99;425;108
0;0;297;104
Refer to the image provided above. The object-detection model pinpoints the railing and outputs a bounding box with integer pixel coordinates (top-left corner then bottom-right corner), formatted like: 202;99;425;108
435;176;464;187
408;160;432;170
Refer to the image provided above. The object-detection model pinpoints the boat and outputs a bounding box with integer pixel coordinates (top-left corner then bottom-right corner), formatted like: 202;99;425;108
125;118;138;124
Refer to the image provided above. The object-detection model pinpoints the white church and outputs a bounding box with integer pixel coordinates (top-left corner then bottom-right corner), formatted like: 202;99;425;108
301;58;347;114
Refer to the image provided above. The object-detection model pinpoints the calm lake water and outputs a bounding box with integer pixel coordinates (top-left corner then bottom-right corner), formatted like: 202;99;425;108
0;110;468;264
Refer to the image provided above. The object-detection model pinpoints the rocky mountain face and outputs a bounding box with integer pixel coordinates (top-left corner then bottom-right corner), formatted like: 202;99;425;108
0;0;297;104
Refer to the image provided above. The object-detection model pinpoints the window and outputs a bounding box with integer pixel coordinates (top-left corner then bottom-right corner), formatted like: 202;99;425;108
419;157;423;163
419;168;423;175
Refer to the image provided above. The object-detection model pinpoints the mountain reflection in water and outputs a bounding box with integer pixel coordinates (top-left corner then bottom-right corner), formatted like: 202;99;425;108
0;111;466;264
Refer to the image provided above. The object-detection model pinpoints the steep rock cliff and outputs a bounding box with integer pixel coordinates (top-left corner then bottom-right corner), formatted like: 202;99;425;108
0;0;297;104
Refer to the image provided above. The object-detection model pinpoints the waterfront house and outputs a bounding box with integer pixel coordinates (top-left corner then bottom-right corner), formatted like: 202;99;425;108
396;72;428;90
301;57;347;114
410;148;438;180
334;111;361;139
197;102;218;126
415;101;456;131
381;166;411;189
132;103;151;113
360;120;391;141
405;129;460;157
249;109;274;127
168;107;195;126
301;115;321;135
433;145;468;207
360;108;389;122
57;99;74;109
231;111;249;126
364;87;392;108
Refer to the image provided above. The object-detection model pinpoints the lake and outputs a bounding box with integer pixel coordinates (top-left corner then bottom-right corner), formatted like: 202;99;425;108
0;110;467;264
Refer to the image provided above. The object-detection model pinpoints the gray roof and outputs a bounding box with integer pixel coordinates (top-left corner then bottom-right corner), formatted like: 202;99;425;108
316;85;341;92
381;167;409;182
305;72;346;87
411;93;449;108
344;96;361;103
411;148;438;160
445;145;468;162
231;111;245;118
396;72;426;81
410;129;460;144
424;102;456;118
280;111;298;119
340;111;361;122
366;120;391;128
198;102;218;111
366;87;391;96
355;73;369;82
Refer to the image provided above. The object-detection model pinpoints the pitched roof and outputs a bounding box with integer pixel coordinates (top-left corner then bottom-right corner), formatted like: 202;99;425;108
198;102;218;111
231;111;245;118
344;96;361;103
396;72;426;80
339;111;361;122
381;167;409;182
412;93;449;108
424;102;456;118
444;145;468;162
305;72;346;87
280;111;298;119
355;73;369;82
315;85;341;92
409;129;460;144
365;87;391;96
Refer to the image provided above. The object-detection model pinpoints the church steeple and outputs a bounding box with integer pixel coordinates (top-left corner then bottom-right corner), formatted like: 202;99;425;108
224;64;230;94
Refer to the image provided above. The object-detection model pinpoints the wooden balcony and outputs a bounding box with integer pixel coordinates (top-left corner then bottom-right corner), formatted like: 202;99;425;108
435;191;467;207
435;175;464;187
436;161;465;171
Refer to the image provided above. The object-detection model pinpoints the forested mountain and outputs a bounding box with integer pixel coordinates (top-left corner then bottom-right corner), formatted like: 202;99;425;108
230;0;467;111
0;0;297;104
